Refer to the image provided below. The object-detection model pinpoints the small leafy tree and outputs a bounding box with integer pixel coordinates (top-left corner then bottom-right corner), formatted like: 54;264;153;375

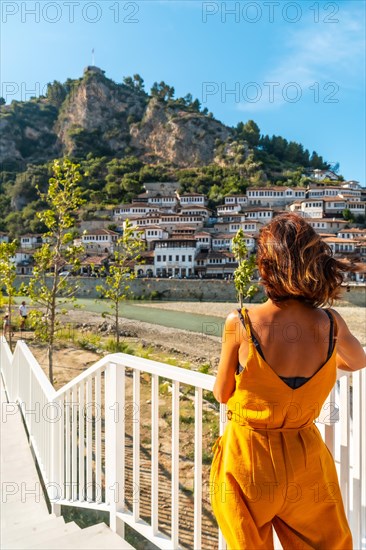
232;229;257;308
97;220;145;349
123;74;145;92
27;159;85;385
342;208;355;223
0;240;17;350
150;81;175;101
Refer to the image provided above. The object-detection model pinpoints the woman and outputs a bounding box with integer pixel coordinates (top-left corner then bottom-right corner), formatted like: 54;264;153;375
210;213;365;550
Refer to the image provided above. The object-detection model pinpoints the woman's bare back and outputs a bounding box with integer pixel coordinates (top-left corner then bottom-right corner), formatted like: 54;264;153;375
238;301;334;379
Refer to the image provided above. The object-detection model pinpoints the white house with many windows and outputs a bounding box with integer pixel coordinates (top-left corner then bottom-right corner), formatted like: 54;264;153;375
126;214;162;228
19;234;44;249
212;232;255;252
322;197;347;215
337;229;366;240
113;203;160;222
242;207;273;222
194;231;212;249
154;238;196;278
299;199;324;218
81;229;119;253
211;234;233;251
229;220;263;234
158;214;205;231
307;169;339;181
12;249;35;275
0;232;9;244
179;205;211;219
322;237;358;255
195;250;237;278
347;201;366;217
307;186;349;199
143;226;170;250
216;203;242;216
247;186;306;206
178;192;206;206
224;194;248;206
306;218;348;233
145;195;178;210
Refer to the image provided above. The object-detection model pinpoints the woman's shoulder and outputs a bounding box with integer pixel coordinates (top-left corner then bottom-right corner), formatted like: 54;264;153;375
225;308;242;326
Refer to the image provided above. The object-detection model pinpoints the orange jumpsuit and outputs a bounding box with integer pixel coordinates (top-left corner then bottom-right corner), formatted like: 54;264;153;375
210;308;353;550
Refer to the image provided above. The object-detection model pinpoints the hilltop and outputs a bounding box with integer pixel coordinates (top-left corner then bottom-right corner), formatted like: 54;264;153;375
0;66;337;235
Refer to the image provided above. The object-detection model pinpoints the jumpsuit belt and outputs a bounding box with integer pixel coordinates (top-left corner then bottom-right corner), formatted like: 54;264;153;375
227;412;313;484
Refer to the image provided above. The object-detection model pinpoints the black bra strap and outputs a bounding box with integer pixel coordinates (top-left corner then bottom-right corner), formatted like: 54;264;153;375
323;309;335;361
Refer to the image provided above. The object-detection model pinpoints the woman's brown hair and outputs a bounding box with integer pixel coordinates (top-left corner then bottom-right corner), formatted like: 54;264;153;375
257;213;352;307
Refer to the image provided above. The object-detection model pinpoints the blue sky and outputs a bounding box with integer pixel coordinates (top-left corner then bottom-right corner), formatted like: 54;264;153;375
1;0;365;182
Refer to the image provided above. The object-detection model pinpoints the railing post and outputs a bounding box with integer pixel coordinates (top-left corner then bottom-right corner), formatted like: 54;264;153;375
50;398;62;516
339;375;350;514
361;368;366;544
151;373;159;536
171;380;180;548
218;403;227;550
105;361;125;537
194;387;202;550
11;343;20;404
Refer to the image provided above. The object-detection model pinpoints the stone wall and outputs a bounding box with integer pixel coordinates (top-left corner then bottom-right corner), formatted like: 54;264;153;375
14;277;365;305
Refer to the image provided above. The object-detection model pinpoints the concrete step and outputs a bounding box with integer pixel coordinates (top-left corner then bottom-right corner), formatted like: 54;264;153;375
29;522;134;550
2;503;53;531
2;515;66;543
5;520;80;549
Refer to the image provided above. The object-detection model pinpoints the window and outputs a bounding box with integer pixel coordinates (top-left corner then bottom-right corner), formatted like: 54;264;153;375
163;255;166;261
157;255;161;262
169;255;172;261
176;255;179;261
188;255;192;262
182;255;186;262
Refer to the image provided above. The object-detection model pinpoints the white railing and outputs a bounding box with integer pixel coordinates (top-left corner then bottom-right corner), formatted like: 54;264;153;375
1;338;365;550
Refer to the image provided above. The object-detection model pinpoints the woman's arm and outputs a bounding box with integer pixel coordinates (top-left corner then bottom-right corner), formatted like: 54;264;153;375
331;309;366;371
213;311;244;403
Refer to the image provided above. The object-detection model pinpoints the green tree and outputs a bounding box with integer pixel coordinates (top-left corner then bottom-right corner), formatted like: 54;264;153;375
27;159;85;385
150;81;175;101
232;229;257;307
46;81;66;107
236;120;260;147
0;240;18;350
133;74;144;91
342;208;355;222
184;93;193;105
96;220;145;348
123;74;145;92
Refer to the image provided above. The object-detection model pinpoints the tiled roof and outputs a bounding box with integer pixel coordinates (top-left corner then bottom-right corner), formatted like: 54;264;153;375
84;229;119;236
81;255;108;265
179;192;205;197
323;237;358;243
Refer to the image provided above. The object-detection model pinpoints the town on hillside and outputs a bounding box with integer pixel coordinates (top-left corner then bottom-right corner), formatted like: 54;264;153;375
2;170;366;283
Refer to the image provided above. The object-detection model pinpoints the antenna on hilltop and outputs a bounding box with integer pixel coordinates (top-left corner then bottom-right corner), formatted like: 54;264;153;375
92;48;95;66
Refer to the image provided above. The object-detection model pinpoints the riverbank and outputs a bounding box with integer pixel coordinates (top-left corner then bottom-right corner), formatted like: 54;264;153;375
132;301;366;346
15;276;366;306
20;300;364;390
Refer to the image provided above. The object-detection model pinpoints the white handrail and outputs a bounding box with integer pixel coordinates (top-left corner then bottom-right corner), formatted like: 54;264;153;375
1;339;365;550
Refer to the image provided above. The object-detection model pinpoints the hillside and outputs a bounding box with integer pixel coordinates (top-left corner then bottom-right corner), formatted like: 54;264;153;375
0;66;335;235
0;66;232;169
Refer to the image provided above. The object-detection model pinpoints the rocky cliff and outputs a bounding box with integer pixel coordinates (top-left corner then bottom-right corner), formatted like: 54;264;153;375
0;67;233;169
